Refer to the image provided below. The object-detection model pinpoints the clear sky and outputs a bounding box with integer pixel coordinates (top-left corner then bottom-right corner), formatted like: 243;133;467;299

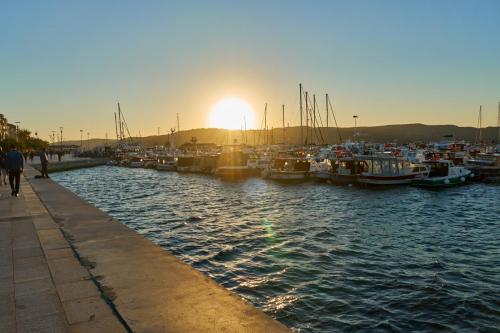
2;0;500;140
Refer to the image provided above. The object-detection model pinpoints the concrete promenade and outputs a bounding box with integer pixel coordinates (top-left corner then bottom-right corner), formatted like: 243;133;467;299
0;167;291;333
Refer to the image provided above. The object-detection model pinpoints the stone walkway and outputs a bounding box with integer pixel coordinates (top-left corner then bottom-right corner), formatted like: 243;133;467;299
0;174;126;333
1;167;291;333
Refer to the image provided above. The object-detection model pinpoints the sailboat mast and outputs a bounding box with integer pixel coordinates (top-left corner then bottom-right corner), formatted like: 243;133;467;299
326;94;329;129
497;101;500;145
264;103;268;145
282;104;285;144
313;94;316;144
244;115;247;144
305;91;309;145
299;84;303;146
114;112;119;142
117;103;123;141
479;105;483;144
177;113;180;133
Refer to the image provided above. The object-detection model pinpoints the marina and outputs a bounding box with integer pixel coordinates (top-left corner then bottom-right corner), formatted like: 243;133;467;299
107;139;500;188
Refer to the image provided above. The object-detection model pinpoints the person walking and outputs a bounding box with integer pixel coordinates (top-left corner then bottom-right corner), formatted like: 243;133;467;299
0;146;7;185
5;145;24;197
40;148;49;178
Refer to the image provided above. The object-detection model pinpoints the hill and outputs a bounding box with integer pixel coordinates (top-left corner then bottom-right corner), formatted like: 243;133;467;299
63;124;499;148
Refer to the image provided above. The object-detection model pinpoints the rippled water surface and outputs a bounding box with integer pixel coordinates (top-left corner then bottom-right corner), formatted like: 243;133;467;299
52;166;500;332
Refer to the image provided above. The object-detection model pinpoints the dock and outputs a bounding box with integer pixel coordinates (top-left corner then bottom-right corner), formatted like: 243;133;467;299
0;166;291;333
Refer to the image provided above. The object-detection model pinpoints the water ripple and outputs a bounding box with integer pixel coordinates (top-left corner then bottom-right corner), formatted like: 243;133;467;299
52;166;500;333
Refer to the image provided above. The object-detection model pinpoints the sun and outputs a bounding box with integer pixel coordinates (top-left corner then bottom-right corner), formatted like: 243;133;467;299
209;98;255;130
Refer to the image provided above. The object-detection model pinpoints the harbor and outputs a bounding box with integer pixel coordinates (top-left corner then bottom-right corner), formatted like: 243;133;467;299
3;1;500;332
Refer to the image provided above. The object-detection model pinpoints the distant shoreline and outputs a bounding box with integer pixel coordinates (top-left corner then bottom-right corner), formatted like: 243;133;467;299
59;123;499;147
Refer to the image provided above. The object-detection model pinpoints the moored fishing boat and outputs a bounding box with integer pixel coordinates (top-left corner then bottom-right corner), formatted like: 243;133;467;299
214;151;254;179
329;156;367;185
464;154;500;183
358;156;429;185
157;156;177;171
129;156;144;168
176;156;194;173
411;160;471;187
262;157;310;181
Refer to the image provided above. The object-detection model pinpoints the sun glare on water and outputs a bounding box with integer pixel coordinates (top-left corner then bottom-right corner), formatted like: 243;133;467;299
210;98;255;130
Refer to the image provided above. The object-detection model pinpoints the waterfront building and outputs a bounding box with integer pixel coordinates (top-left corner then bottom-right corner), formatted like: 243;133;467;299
7;123;17;139
0;114;7;140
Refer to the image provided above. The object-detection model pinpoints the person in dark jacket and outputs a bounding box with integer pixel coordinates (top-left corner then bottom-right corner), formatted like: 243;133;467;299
5;145;24;197
40;148;49;178
0;146;7;185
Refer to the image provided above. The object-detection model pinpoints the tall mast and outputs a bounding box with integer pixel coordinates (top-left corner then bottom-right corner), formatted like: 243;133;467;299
264;103;268;145
313;94;316;144
305;91;309;145
327;94;342;143
282;104;285;144
479;105;482;144
114;112;119;142
244;115;247;144
497;101;500;145
476;105;482;145
177;113;180;133
299;84;303;146
326;94;329;143
117;102;123;141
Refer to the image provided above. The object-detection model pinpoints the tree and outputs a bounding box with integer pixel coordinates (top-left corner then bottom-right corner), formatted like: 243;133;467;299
0;128;49;150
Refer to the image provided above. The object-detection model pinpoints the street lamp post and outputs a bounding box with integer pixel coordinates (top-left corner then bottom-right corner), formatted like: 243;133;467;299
353;115;359;141
59;127;64;153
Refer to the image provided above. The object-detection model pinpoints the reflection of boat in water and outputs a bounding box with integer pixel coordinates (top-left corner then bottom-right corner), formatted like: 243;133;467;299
412;160;471;187
465;154;500;183
214;151;256;179
358;156;429;185
263;157;310;181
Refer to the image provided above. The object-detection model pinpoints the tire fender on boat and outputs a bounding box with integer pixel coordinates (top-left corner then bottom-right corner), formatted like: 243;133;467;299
460;177;465;182
444;179;450;184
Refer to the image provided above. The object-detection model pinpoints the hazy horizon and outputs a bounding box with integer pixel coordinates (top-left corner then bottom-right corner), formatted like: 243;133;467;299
2;0;500;141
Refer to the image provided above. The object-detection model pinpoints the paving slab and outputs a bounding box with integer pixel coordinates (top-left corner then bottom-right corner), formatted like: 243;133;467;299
0;170;127;333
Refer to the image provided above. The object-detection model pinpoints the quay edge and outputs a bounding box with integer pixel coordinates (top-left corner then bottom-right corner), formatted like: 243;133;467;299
31;158;110;173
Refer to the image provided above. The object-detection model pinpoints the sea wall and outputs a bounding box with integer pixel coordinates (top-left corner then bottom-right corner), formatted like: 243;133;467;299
30;158;109;173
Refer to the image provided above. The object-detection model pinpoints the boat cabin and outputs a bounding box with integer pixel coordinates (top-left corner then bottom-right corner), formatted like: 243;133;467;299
423;160;453;177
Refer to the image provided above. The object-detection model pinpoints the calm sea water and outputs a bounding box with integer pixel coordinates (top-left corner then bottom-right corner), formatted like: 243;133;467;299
52;166;500;332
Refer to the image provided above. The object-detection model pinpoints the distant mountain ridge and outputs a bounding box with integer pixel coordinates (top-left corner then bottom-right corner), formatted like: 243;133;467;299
61;124;499;148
